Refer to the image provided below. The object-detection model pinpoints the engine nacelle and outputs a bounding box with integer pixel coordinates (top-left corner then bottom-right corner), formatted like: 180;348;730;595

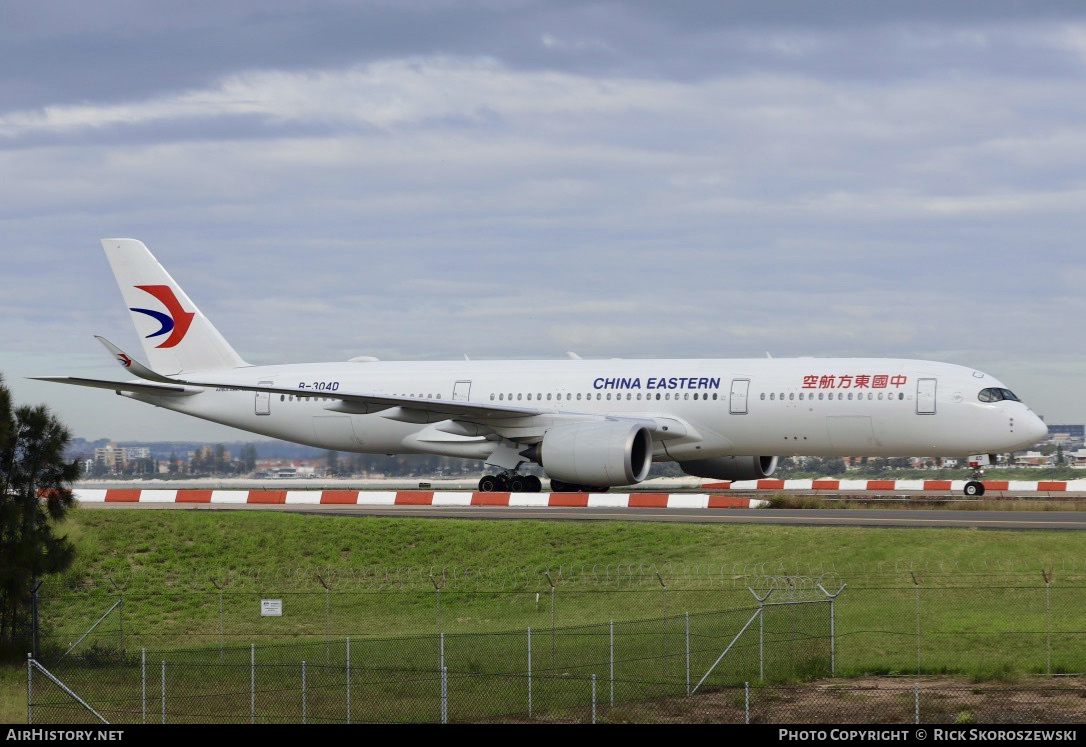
678;455;779;481
539;421;653;487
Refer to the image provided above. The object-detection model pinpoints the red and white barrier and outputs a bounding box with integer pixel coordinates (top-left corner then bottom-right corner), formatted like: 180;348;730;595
71;488;768;508
707;479;1086;493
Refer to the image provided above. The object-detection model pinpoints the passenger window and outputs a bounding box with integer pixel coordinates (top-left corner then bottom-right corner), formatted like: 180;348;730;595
577;393;582;400
789;393;794;400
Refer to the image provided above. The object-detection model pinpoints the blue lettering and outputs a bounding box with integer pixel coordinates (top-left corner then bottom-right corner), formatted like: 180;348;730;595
598;375;719;389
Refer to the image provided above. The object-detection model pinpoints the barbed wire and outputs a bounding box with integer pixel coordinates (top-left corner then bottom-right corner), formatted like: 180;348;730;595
45;557;1086;595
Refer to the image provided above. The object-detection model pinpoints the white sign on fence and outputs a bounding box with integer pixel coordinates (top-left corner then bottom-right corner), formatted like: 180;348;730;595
261;599;283;617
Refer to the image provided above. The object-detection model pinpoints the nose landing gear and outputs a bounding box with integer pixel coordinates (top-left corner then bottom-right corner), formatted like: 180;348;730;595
963;453;990;497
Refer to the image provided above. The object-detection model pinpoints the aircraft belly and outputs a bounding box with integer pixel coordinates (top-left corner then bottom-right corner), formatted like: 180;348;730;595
826;416;878;451
312;415;364;449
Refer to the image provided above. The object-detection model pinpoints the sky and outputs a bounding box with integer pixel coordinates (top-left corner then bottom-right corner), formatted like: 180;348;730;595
2;1;1085;443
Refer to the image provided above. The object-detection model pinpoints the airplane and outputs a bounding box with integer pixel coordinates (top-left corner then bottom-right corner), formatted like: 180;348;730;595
34;239;1049;497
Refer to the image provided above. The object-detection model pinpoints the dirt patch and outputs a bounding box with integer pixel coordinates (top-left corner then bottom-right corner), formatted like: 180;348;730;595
608;676;1086;724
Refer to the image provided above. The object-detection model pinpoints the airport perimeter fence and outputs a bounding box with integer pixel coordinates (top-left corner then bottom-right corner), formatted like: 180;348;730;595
28;600;835;723
34;562;1086;678
22;562;1086;723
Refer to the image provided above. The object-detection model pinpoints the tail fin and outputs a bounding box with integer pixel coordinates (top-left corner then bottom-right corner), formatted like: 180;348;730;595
101;238;249;375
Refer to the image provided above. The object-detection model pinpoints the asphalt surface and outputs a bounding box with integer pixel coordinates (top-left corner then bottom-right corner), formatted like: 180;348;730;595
79;501;1086;530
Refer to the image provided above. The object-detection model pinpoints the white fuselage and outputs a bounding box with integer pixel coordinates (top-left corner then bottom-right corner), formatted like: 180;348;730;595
123;357;1047;461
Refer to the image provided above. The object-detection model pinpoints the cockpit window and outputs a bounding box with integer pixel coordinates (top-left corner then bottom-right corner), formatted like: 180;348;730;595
978;387;1021;403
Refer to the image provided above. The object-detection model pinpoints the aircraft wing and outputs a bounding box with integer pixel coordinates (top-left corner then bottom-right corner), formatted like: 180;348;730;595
29;376;201;397
179;376;543;422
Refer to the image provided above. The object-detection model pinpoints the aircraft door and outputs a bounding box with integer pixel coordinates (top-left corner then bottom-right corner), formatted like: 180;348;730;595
255;380;273;416
729;378;750;414
916;378;937;415
452;380;471;402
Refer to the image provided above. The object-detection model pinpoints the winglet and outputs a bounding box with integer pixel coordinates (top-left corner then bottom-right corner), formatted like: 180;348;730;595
95;336;180;384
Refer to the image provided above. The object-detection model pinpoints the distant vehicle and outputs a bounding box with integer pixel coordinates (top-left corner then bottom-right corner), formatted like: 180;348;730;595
35;239;1048;496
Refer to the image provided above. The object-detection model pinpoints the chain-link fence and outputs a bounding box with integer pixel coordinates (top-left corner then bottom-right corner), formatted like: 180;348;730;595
29;597;833;724
28;656;1086;724
23;562;1086;723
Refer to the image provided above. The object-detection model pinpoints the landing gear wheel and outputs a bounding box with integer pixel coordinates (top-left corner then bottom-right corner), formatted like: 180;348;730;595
525;475;542;493
508;475;526;493
478;475;499;492
964;480;985;497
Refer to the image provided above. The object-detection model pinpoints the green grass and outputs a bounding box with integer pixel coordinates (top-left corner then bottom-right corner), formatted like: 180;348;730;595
7;505;1086;723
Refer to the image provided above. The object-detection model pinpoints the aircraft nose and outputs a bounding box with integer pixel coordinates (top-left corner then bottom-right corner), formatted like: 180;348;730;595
1022;411;1048;446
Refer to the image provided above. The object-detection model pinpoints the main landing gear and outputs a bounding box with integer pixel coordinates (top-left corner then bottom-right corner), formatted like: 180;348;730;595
476;474;610;493
478;473;543;493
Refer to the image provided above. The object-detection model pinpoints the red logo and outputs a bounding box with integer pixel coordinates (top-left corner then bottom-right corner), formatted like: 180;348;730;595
129;285;195;348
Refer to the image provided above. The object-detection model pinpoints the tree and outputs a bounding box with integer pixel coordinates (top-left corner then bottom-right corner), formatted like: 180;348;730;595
0;373;81;655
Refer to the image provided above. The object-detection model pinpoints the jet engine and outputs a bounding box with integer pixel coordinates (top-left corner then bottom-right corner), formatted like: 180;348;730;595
678;455;779;481
536;421;653;487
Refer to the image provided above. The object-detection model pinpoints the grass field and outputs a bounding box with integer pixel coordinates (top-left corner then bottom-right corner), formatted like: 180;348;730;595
6;504;1086;723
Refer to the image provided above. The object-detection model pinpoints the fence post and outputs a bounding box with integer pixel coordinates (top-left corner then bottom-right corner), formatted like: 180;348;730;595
160;660;165;724
592;673;597;725
749;588;774;682
528;627;533;718
346;636;351;725
441;666;448;724
914;681;920;724
745;681;750;725
302;660;307;725
657;571;668;677
250;643;255;724
609;620;615;707
210;576;228;663
911;571;923;676
1043;568;1053;676
141;648;146;724
685;612;690;696
26;653;32;725
817;583;847;677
